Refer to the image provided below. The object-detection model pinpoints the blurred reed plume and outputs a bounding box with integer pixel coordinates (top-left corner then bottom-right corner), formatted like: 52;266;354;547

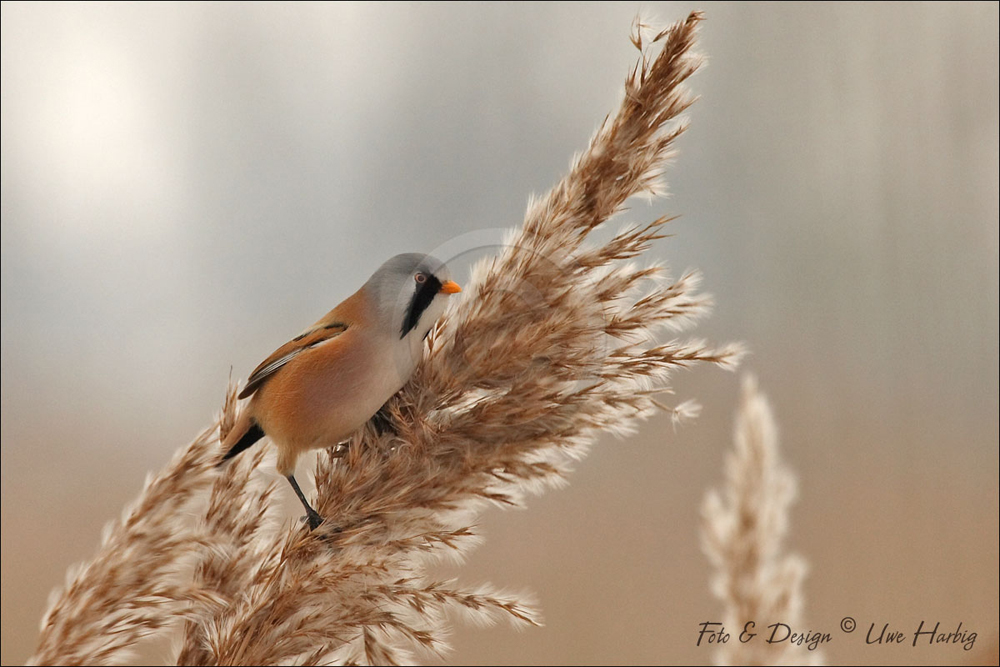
702;376;822;666
31;11;741;665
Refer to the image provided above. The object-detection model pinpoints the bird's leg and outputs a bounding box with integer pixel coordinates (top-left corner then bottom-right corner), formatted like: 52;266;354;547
370;403;398;436
286;474;324;531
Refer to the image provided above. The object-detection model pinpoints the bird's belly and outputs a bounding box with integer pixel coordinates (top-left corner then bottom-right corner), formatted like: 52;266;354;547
256;337;411;452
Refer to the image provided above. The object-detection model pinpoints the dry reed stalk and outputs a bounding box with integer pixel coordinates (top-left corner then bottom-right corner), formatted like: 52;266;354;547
32;11;739;665
701;376;823;666
29;421;224;666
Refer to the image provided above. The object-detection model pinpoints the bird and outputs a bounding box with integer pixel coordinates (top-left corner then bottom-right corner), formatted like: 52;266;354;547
218;253;461;530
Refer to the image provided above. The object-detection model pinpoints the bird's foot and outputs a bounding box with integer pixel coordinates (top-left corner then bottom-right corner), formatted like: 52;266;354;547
370;406;398;436
302;508;325;531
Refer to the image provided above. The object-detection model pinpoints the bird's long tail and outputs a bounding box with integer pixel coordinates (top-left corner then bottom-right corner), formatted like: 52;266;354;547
218;408;265;464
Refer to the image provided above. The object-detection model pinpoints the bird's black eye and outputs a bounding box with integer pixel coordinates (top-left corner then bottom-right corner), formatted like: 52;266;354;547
414;272;427;284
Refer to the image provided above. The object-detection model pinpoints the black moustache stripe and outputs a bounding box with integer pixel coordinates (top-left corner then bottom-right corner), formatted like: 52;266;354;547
401;274;442;338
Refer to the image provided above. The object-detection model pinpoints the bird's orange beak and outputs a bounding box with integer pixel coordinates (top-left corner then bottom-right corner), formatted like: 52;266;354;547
439;280;462;294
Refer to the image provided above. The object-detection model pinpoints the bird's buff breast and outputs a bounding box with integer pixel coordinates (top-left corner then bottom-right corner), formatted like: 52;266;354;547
252;329;415;453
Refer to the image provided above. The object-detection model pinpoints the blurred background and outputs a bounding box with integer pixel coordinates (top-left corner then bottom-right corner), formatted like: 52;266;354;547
2;2;997;664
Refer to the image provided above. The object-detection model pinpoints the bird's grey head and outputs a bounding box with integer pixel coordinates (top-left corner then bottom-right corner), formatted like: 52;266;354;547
364;253;460;341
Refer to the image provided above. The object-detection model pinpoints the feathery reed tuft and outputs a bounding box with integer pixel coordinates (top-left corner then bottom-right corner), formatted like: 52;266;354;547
32;11;738;665
701;376;823;666
30;421;225;666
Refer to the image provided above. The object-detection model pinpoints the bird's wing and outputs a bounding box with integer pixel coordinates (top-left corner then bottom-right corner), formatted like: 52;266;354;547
238;317;349;399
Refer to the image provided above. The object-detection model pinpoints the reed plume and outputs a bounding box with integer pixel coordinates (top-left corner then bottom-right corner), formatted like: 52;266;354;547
32;11;739;665
702;376;823;666
29;423;224;665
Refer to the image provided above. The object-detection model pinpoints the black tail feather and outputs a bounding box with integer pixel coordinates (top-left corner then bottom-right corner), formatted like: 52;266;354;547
218;422;265;465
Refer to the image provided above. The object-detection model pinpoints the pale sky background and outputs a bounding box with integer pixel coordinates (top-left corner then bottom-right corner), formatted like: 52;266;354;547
2;2;998;665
